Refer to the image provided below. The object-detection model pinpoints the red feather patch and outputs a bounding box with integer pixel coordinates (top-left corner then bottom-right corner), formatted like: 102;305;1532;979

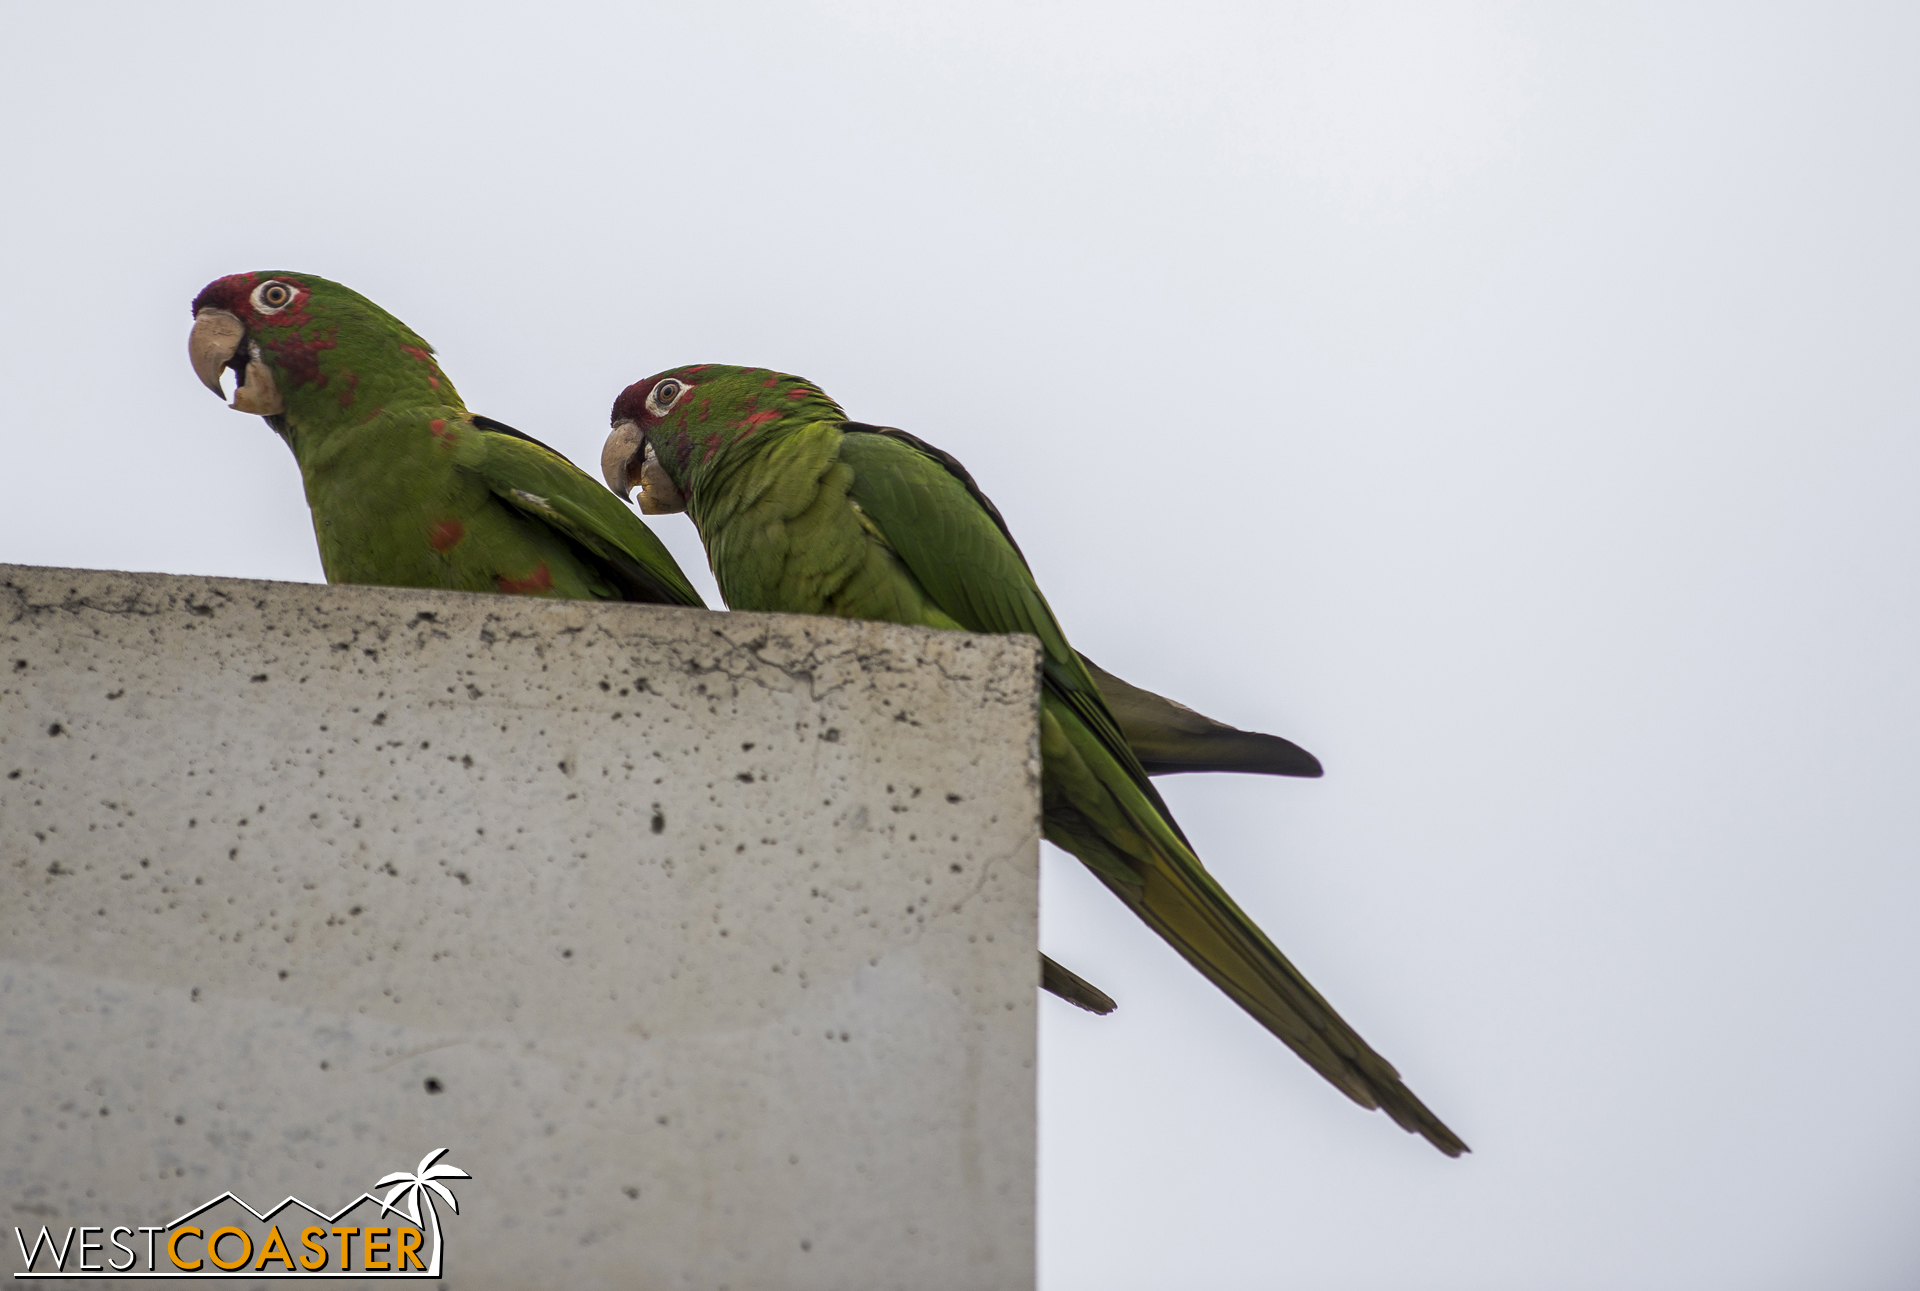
496;563;553;595
266;330;336;389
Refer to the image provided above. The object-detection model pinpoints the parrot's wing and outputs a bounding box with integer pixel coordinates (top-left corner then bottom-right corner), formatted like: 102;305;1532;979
837;424;1321;779
1080;656;1324;778
834;425;1164;802
469;413;570;459
839;423;1033;563
462;416;706;607
837;424;1467;1156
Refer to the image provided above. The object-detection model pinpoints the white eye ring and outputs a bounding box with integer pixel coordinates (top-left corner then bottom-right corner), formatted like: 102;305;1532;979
251;280;297;314
646;379;690;417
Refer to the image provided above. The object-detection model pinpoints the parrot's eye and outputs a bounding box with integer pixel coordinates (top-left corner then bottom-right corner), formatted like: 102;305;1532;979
647;380;686;416
251;281;297;314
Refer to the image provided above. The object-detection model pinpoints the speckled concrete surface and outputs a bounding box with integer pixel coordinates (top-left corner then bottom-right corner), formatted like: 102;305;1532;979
0;564;1041;1290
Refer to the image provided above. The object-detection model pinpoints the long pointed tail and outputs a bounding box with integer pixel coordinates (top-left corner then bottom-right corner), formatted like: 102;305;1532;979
1040;699;1468;1157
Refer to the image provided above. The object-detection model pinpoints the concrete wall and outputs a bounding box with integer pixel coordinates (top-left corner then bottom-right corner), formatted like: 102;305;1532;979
0;565;1041;1290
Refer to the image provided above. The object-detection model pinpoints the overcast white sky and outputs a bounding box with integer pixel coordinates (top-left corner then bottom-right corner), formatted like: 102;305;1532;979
4;3;1918;1286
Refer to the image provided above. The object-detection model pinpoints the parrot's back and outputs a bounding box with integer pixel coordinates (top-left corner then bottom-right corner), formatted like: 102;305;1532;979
294;408;701;607
676;411;1468;1156
695;421;964;630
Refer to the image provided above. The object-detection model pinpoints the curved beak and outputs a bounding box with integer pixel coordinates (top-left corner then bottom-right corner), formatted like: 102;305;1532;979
602;418;687;515
602;419;643;497
189;308;245;396
189;307;285;415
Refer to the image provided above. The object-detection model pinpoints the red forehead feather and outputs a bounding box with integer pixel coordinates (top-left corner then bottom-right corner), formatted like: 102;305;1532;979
190;273;258;315
190;272;311;323
610;367;708;424
609;378;656;424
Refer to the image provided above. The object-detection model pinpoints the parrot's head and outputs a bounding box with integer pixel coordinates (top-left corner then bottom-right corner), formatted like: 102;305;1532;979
603;365;842;514
188;272;452;427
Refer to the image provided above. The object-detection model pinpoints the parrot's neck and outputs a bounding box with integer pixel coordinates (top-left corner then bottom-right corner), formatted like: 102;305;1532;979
282;394;456;466
275;337;469;461
682;420;840;547
652;380;845;506
278;396;478;586
269;319;467;438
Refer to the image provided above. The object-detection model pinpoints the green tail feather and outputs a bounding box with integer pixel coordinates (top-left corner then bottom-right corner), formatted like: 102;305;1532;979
1043;693;1470;1157
631;394;1464;1155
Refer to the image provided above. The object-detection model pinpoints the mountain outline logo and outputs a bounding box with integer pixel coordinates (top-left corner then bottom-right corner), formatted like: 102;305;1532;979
12;1149;470;1279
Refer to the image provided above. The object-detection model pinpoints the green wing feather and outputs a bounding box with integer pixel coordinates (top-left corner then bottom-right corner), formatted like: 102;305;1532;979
834;427;1467;1156
461;417;705;607
834;429;1158;778
835;425;1321;779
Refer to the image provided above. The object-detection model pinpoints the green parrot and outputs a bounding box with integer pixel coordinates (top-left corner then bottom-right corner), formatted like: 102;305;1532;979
184;272;1130;1016
187;271;704;606
601;364;1468;1156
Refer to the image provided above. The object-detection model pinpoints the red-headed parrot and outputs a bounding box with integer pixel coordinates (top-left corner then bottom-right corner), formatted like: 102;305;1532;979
187;272;703;607
184;274;1130;1016
601;364;1467;1156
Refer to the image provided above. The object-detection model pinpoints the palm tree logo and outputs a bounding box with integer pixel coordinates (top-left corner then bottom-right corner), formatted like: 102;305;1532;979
375;1148;471;1275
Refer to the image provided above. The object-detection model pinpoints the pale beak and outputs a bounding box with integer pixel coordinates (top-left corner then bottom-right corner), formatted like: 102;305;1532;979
602;419;642;496
188;307;285;415
189;308;245;396
602;418;687;514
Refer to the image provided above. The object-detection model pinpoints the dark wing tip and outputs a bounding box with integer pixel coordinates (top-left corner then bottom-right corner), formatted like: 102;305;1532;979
1136;733;1325;779
470;413;568;460
1041;954;1118;1015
